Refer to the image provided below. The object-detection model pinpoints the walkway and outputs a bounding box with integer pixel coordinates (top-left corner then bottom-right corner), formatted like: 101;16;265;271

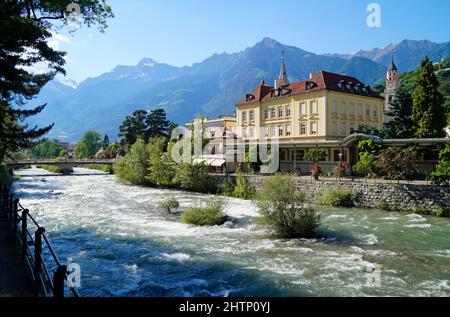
0;218;32;297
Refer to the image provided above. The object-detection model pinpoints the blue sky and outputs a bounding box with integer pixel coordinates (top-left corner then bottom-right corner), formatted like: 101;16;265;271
55;0;450;82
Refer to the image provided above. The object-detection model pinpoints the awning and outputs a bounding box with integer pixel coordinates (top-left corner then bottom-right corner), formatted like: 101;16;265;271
211;159;226;167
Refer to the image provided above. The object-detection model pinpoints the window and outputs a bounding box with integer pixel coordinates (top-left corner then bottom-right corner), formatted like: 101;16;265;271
310;100;318;114
278;126;283;136
286;125;291;136
300;102;307;115
311;122;318;135
249;110;254;121
333;149;347;162
332;122;337;135
242;111;247;121
271;126;276;137
286;106;291;117
249;127;255;138
243;127;248;139
294;149;305;161
341;101;347;114
264;108;269;120
271;108;276;118
341;123;347;136
300;123;307;135
278;107;283;118
349;103;355;115
373;109;377;117
366;107;370;116
332;100;337;113
358;104;362;116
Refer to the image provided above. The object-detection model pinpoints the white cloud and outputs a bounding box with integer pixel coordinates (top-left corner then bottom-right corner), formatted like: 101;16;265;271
48;31;72;50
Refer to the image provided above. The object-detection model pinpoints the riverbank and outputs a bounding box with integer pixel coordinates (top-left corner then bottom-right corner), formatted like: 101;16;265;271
12;167;450;296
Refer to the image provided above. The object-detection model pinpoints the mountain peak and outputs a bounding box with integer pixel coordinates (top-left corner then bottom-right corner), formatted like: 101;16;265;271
258;37;281;48
138;57;158;67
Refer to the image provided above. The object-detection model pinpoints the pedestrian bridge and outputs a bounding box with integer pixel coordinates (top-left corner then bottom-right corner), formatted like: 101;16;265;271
6;159;115;170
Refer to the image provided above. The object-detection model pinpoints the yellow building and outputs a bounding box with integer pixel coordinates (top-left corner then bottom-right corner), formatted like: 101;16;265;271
235;54;384;172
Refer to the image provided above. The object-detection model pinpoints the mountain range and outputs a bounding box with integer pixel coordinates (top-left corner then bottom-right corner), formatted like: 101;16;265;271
25;37;450;141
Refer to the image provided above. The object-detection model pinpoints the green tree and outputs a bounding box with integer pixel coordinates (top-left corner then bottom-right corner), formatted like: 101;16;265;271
146;137;175;187
412;57;446;138
119;110;148;145
0;0;113;161
429;143;450;186
255;174;320;238
74;131;102;158
383;83;414;139
114;138;149;185
145;108;171;139
353;140;383;178
59;149;68;158
29;139;65;158
303;149;327;162
103;134;110;149
173;163;216;193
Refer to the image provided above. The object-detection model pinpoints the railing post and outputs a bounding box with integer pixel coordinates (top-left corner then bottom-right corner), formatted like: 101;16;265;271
34;227;45;297
53;265;67;298
13;198;19;237
21;209;28;260
9;193;14;218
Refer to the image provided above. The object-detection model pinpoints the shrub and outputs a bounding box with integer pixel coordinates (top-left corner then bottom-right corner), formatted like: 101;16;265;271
255;174;320;238
375;200;400;212
315;188;354;208
181;198;228;226
232;172;256;199
174;163;216;193
114;138;149;185
311;164;322;180
36;165;73;174
157;197;180;215
375;148;417;181
86;164;113;174
352;140;383;177
429;143;450;186
218;179;235;197
304;149;327;162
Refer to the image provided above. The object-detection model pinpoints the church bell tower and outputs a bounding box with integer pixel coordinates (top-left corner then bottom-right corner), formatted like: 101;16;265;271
384;58;399;121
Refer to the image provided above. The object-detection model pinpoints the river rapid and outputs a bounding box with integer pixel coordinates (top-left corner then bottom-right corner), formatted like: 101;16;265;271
13;167;450;297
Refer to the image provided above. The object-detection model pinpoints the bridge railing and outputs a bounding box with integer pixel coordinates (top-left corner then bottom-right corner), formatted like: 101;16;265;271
6;158;115;165
1;186;80;297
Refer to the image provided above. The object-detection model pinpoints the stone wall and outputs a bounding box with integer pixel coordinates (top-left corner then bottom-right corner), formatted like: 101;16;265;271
215;174;450;213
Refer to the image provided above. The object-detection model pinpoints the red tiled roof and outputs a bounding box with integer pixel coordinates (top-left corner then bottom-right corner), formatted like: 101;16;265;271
237;71;383;105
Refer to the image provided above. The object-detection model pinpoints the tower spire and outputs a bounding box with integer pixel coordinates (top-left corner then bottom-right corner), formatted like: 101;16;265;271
278;51;288;82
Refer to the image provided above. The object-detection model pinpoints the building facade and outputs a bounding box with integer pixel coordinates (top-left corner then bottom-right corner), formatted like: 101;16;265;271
235;55;384;171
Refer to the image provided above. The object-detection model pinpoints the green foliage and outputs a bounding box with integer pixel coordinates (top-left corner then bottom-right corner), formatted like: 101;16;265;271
58;149;68;158
352;140;383;177
304;149;327;162
218;179;235;197
255;174;320;238
174;163;216;193
383;83;414;139
375;148;417;181
232;172;256;199
74;131;102;159
36;165;73;175
315;188;354;208
181;198;227;226
114;139;149;185
351;125;384;137
245;146;262;172
146;137;175;187
97;143;123;159
103;134;110;149
157;197;180;215
412;57;446;138
375;201;400;212
86;164;113;174
29;140;66;158
119;109;172;146
429;143;450;186
0;163;10;187
0;0;113;161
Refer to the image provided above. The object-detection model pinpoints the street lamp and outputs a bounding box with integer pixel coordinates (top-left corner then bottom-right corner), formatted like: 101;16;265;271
338;152;343;182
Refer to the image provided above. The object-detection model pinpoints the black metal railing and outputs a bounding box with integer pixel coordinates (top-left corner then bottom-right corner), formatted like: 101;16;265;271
1;186;80;297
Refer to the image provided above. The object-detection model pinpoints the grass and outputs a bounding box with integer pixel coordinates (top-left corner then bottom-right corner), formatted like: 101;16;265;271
315;188;354;208
36;165;73;174
85;164;113;174
181;198;228;226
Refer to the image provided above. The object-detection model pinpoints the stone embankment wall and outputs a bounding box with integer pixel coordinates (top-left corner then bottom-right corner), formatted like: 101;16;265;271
215;175;450;213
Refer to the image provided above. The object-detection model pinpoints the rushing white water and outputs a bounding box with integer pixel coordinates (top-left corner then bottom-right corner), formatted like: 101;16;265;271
13;167;450;297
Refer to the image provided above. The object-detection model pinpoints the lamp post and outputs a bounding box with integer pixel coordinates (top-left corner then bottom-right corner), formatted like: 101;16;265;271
338;152;343;182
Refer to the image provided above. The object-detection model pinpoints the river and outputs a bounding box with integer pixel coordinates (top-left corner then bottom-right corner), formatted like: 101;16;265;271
13;167;450;297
